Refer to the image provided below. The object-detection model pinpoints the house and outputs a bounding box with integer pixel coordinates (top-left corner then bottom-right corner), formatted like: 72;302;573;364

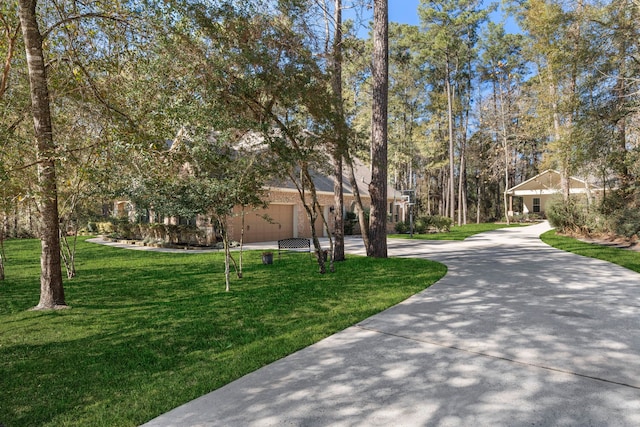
226;159;405;243
113;159;406;244
505;169;602;217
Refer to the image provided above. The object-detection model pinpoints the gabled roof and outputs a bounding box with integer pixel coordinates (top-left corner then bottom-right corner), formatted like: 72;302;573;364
506;170;602;196
269;158;402;200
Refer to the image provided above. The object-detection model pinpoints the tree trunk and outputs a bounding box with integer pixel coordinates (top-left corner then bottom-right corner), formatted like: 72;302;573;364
368;0;388;258
238;206;245;278
291;165;326;273
347;157;370;251
18;0;66;309
223;225;231;292
426;172;431;215
59;228;77;279
0;11;20;100
458;155;467;225
331;0;345;262
457;135;468;226
445;60;455;221
317;200;335;273
476;176;481;224
503;131;510;224
0;231;5;281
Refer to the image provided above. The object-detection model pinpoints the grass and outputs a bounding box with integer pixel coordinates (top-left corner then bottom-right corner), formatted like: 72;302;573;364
388;222;529;241
0;237;446;427
540;230;640;274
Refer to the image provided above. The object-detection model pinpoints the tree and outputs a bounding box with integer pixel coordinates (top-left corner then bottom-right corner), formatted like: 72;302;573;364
18;0;66;309
387;24;427;195
330;0;346;262
136;129;267;291
149;1;340;272
4;0;153;293
478;22;526;223
516;0;579;200
419;0;489;223
1;2;21;100
586;0;640;192
368;0;388;258
0;4;22;281
341;25;373;250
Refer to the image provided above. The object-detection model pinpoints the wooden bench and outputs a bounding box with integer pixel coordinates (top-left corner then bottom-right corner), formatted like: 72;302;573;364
278;238;311;259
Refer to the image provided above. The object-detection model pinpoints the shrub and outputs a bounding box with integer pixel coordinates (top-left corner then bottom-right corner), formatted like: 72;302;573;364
414;215;452;233
546;197;589;234
394;221;409;234
96;222;114;234
413;217;429;234
15;228;36;239
344;212;357;235
612;208;640;238
113;218;134;239
431;215;452;232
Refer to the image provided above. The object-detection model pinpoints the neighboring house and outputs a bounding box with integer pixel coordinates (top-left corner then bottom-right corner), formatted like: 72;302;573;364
505;169;602;217
114;159;406;244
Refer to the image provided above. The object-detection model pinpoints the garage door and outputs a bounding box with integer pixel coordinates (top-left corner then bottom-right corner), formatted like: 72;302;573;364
242;204;294;243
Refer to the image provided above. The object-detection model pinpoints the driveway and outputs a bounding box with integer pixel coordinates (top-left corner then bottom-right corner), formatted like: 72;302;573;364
142;222;640;426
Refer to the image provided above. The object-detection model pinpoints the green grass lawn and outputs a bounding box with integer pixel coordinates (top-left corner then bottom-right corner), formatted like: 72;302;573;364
388;222;529;240
0;237;446;427
540;230;640;273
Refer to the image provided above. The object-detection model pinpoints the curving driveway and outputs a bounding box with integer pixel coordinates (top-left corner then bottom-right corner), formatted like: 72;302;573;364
142;222;640;426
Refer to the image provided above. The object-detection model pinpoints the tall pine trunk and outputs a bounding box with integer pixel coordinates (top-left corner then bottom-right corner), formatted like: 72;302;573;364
18;0;66;309
368;0;388;258
445;60;455;221
331;0;345;262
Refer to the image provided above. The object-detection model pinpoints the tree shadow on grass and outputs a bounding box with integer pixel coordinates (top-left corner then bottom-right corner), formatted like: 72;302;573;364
143;224;640;426
0;240;445;426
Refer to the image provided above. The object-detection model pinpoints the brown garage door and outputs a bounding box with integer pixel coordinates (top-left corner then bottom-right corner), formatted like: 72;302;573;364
242;204;294;243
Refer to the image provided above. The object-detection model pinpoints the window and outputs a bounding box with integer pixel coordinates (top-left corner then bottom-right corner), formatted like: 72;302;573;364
533;197;541;213
179;216;197;226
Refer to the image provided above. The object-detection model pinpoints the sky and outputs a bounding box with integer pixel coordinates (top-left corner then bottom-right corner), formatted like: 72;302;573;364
389;0;421;26
350;1;520;36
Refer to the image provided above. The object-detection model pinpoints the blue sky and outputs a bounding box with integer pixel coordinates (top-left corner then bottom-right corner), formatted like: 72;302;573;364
351;1;520;35
389;0;421;26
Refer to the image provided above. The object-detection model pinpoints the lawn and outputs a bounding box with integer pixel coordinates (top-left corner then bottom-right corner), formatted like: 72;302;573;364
540;230;640;273
0;237;446;427
388;222;528;240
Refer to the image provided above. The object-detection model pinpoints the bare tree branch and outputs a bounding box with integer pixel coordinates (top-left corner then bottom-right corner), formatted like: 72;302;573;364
42;12;129;40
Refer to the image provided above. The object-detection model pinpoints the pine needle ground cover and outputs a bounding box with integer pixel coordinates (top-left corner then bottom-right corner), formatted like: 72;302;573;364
389;222;528;241
541;230;640;273
0;238;446;427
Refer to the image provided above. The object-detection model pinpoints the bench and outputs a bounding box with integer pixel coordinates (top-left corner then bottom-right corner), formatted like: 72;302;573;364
278;238;311;259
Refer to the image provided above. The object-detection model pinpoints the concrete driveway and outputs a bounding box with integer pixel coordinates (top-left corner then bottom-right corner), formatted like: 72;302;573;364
142;222;640;426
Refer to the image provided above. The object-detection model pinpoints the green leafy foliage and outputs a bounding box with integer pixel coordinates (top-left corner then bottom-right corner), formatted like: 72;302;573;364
394;220;409;234
545;197;588;233
546;192;640;239
410;215;453;234
611;208;640;238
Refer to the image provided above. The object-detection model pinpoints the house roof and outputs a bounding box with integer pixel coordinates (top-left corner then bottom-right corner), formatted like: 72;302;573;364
506;170;602;196
269;158;403;201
